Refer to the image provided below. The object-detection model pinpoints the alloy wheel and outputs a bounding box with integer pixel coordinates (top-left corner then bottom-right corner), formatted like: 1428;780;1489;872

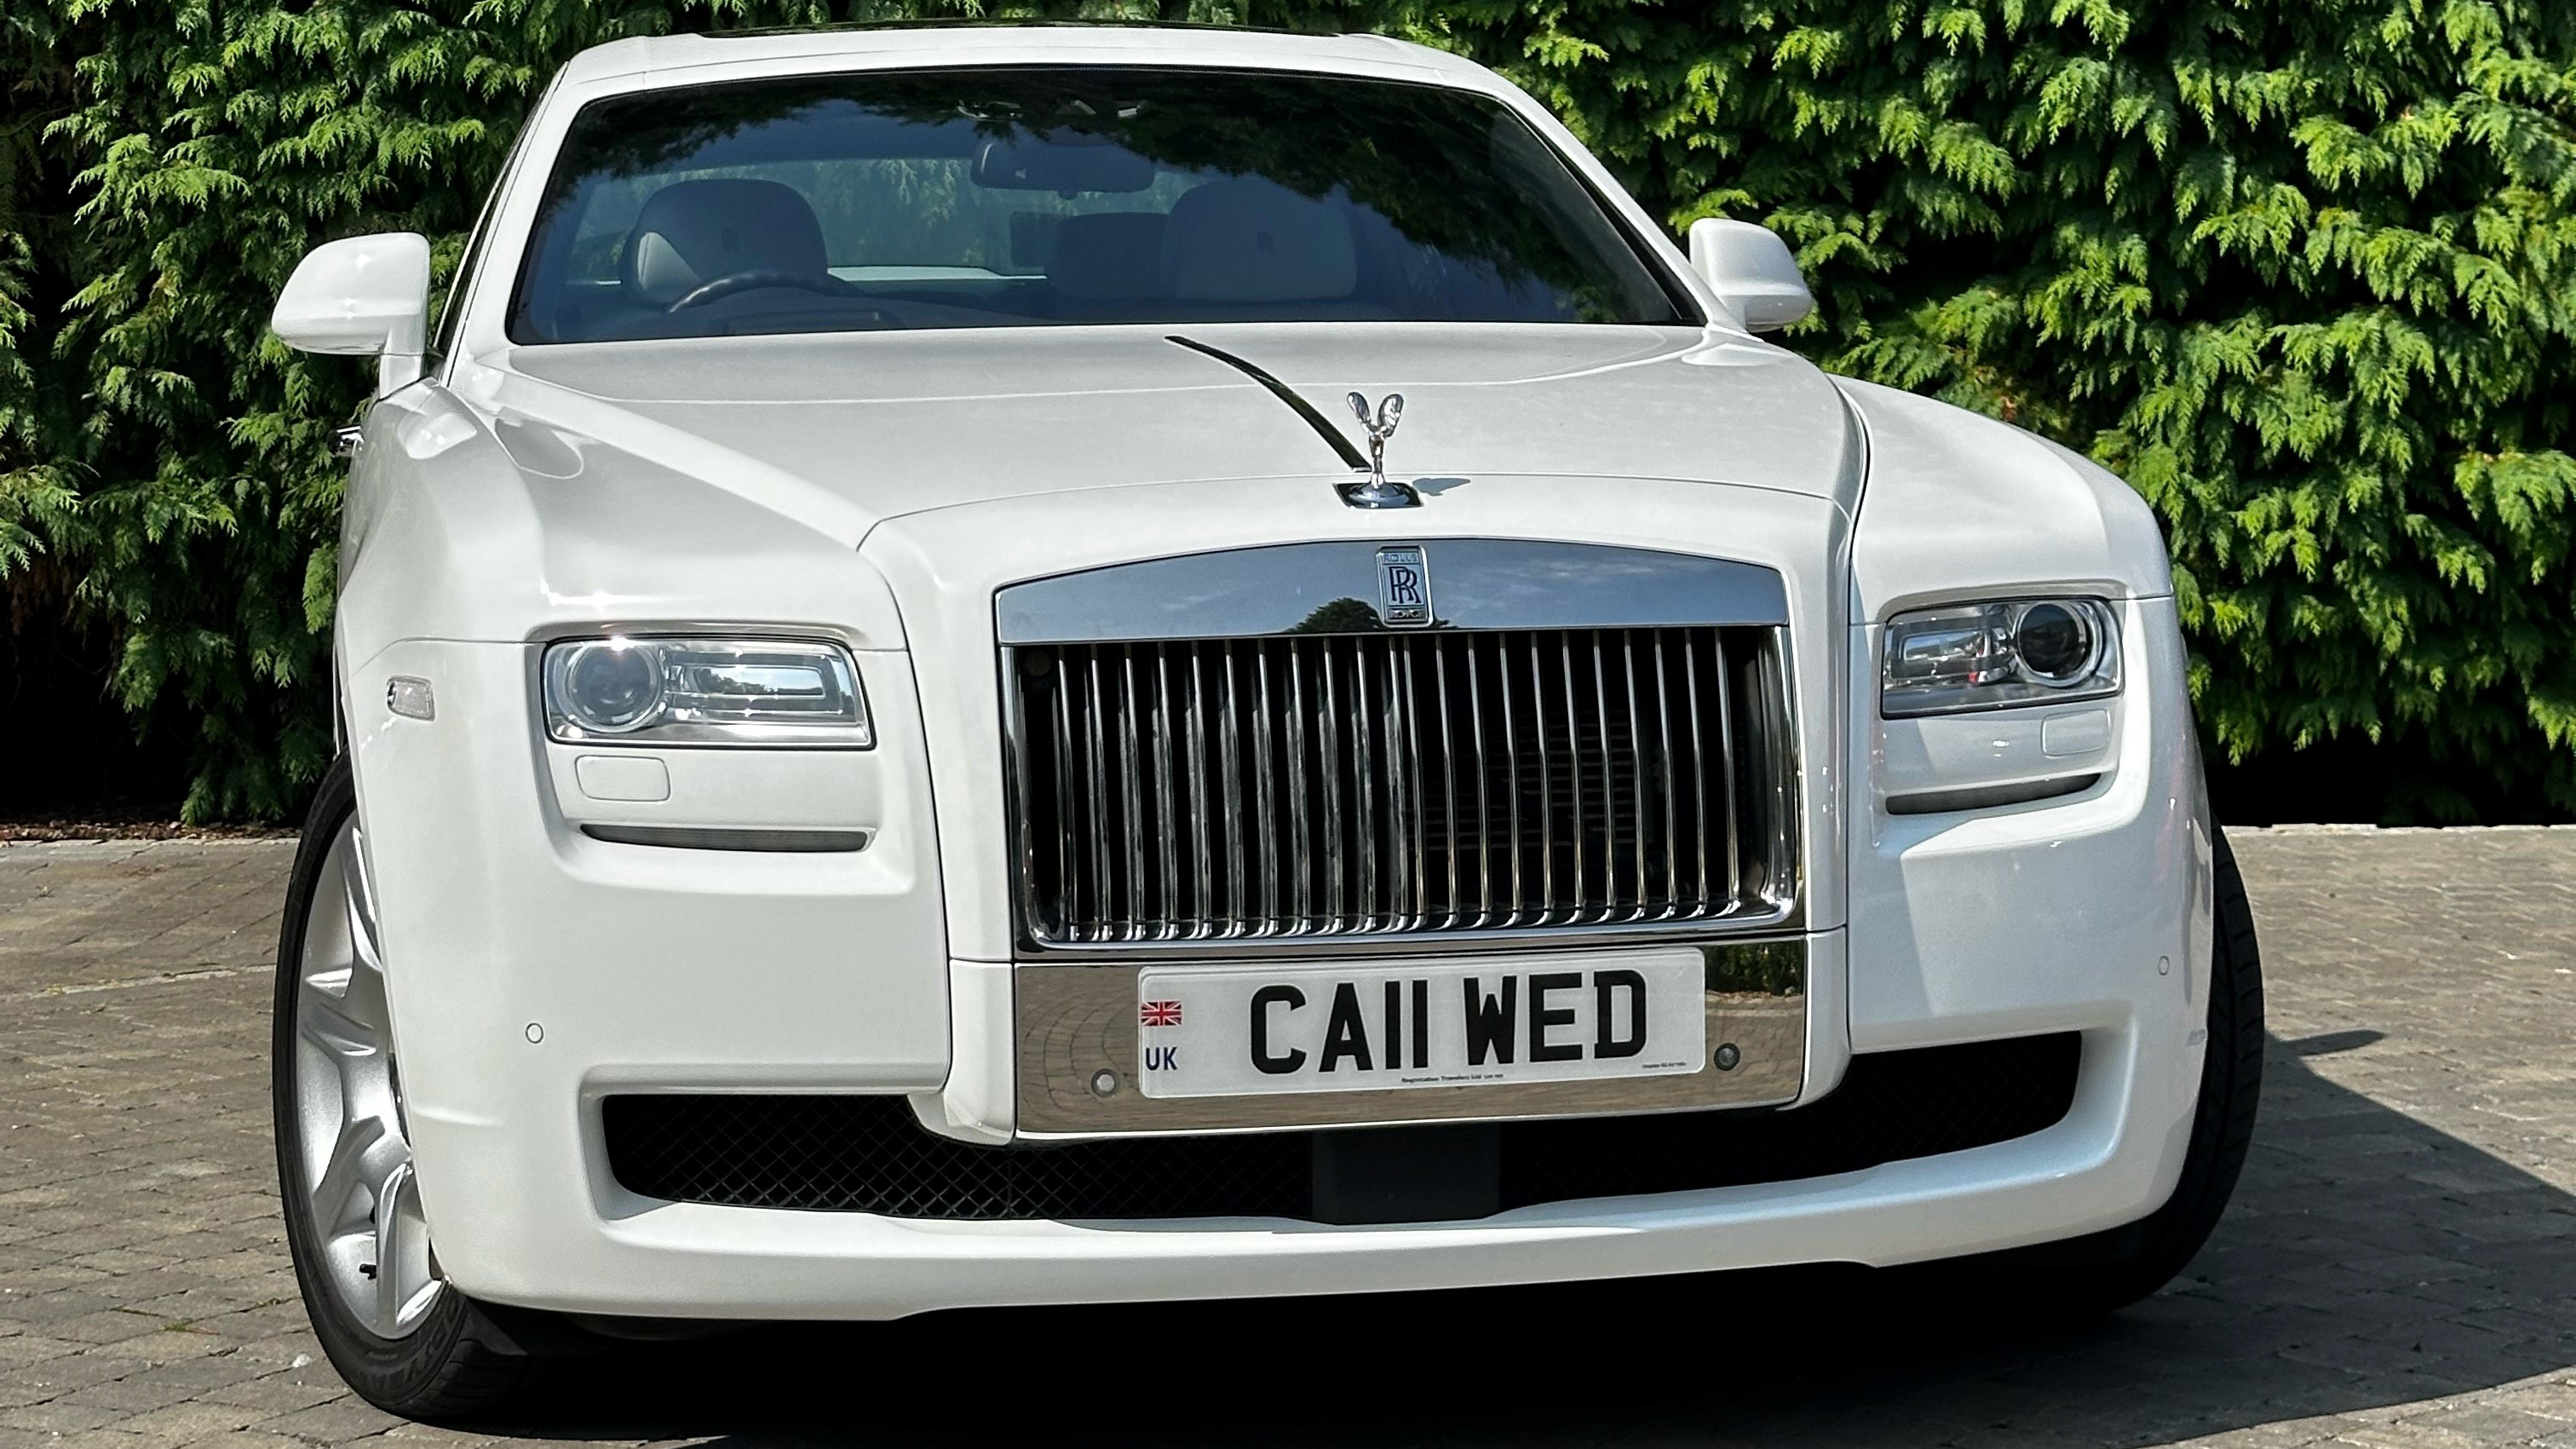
288;818;443;1339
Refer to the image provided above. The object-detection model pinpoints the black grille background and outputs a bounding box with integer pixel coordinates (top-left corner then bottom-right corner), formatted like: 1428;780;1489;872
602;1033;2079;1221
1007;627;1797;945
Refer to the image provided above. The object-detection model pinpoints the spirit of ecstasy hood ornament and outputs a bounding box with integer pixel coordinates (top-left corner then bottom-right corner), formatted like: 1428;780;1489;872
1341;392;1417;509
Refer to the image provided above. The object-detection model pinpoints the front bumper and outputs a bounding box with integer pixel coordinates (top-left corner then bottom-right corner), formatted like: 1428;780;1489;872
344;588;2208;1320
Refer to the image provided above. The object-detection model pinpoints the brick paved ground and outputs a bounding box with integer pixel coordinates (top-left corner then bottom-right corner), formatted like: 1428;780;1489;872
1;830;2572;1447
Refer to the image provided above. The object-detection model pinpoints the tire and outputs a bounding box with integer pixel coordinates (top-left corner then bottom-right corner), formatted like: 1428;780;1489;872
272;758;564;1419
1942;824;2265;1316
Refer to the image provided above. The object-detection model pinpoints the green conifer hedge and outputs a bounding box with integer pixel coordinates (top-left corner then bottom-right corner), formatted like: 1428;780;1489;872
3;0;2573;819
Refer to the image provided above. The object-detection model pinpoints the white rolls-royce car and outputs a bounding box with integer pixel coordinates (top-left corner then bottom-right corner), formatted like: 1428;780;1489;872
267;23;2263;1417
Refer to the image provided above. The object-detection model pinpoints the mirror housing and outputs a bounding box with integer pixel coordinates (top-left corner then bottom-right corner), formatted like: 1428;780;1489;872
271;233;433;395
1687;218;1813;333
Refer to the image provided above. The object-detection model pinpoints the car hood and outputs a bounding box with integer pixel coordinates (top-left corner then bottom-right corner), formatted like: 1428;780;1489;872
472;322;1860;544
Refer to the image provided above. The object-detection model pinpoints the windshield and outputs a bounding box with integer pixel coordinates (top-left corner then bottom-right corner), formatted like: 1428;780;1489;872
506;66;1696;342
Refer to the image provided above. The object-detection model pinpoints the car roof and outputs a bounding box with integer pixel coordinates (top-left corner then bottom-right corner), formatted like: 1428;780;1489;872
556;23;1494;92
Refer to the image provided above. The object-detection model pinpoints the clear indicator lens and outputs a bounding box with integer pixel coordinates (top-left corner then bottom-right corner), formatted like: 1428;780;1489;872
543;636;870;746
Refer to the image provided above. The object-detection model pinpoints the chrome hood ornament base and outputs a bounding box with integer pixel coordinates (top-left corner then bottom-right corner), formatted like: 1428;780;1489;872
1340;392;1417;509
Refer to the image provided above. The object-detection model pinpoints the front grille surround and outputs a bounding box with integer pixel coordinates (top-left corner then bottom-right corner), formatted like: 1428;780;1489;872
1003;624;1800;954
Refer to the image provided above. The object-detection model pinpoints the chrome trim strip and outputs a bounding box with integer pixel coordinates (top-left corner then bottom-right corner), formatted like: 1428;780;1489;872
578;825;870;853
1014;937;1808;1138
995;540;1791;645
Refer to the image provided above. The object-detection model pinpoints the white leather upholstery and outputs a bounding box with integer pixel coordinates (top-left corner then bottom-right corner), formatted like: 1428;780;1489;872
623;179;830;307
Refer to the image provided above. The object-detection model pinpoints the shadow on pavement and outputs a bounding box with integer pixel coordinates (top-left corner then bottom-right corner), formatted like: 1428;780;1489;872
493;1032;2576;1447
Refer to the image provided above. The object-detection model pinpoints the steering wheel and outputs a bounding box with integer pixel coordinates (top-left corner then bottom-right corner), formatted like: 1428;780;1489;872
664;268;858;314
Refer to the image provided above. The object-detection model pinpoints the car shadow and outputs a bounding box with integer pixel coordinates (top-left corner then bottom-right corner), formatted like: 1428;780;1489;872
494;1031;2575;1447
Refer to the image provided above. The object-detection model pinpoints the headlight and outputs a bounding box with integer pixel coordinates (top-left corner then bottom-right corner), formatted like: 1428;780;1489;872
541;636;871;747
1881;598;2119;717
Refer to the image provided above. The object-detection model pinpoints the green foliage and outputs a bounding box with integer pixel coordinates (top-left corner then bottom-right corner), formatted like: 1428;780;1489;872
3;0;2573;819
1409;0;2576;820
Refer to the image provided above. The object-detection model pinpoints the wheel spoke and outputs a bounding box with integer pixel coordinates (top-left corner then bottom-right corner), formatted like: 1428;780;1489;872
338;949;391;1038
340;851;392;1031
373;1161;411;1334
296;986;380;1058
308;1116;391;1236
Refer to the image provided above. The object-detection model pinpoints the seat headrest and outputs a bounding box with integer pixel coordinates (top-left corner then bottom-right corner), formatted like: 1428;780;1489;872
623;179;829;308
1161;179;1357;303
1049;212;1171;302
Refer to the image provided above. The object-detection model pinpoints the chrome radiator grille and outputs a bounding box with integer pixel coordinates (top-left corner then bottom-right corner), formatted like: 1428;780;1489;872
1005;627;1797;947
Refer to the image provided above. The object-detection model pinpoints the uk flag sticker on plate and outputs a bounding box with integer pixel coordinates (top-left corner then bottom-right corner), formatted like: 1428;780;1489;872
1139;999;1183;1027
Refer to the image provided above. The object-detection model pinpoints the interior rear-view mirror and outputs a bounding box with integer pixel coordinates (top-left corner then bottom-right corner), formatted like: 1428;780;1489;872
973;137;1154;193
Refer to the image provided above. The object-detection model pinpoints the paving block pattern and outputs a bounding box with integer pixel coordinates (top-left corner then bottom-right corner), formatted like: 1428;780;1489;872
0;829;2571;1446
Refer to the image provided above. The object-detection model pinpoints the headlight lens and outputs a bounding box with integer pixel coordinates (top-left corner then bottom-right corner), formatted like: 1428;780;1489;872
542;636;871;747
1882;598;2119;717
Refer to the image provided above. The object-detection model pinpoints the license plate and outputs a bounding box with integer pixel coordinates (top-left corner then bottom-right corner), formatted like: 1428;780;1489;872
1135;949;1707;1099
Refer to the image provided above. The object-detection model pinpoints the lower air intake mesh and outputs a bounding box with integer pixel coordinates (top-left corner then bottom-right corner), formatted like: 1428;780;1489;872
602;1032;2080;1222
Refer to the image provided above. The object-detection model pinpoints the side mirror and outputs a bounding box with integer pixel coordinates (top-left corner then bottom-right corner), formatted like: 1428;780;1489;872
1686;218;1813;333
272;233;433;395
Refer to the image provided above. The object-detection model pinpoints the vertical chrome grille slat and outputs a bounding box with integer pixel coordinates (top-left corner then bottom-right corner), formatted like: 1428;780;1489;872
1712;630;1740;913
1381;639;1400;929
1400;641;1423;929
1431;642;1458;930
1588;630;1614;923
1219;644;1245;939
1682;637;1711;911
1285;642;1311;932
1186;645;1213;939
1559;635;1584;922
1117;652;1142;940
1525;634;1545;917
1352;641;1377;932
1153;646;1180;940
1500;637;1522;925
1653;633;1680;922
1463;642;1491;929
1011;624;1789;946
1319;641;1344;932
1083;656;1110;940
1759;635;1795;905
1049;657;1078;936
1619;630;1647;923
1252;644;1278;935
